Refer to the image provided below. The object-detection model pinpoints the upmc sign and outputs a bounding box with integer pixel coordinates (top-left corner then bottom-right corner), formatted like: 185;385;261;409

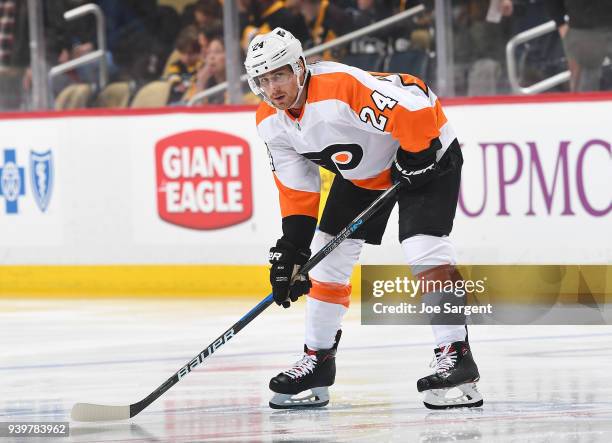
156;130;253;230
458;139;611;218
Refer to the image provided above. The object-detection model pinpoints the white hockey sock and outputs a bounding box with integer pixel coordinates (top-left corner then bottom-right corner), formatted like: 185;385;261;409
401;235;467;348
305;296;347;350
432;324;467;348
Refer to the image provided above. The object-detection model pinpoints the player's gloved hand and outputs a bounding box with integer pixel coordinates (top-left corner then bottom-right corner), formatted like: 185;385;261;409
269;238;312;308
391;141;441;190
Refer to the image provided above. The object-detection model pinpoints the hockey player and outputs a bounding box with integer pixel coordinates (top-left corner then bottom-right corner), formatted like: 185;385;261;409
245;27;483;410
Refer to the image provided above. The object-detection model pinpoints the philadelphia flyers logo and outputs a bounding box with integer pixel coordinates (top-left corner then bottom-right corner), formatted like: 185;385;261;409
302;144;363;174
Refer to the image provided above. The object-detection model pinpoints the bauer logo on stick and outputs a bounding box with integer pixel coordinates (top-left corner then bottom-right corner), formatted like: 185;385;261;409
155;130;253;229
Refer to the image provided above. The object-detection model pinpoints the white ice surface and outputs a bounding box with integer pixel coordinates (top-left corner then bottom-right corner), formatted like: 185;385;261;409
1;299;611;442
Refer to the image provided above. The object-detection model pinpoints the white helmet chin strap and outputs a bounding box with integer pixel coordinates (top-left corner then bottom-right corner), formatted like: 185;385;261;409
288;69;309;110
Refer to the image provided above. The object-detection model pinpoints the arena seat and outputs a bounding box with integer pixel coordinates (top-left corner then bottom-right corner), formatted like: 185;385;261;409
93;82;133;108
54;83;93;110
130;81;172;108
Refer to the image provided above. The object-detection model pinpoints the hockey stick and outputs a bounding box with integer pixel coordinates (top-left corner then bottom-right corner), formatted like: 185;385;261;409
71;182;401;422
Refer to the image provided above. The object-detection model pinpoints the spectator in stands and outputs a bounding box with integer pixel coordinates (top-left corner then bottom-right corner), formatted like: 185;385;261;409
387;1;434;52
97;0;174;83
509;0;561;89
347;0;391;55
300;0;343;48
184;34;260;105
299;0;376;62
184;34;225;104
164;25;202;103
0;0;100;110
197;23;223;59
355;0;393;20
452;0;514;96
52;1;123;93
181;0;223;30
0;0;28;110
195;0;222;29
545;0;612;91
163;21;222;83
241;0;309;51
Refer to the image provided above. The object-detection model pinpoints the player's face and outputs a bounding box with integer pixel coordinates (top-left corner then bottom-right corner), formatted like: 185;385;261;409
255;66;298;110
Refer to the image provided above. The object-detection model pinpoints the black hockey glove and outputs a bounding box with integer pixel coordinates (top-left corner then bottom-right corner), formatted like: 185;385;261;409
391;139;442;190
269;238;312;308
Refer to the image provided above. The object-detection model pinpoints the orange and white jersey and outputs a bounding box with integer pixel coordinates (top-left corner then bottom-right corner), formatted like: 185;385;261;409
255;61;456;218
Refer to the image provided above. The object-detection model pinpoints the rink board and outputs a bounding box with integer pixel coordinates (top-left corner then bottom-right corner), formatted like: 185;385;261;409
0;93;610;297
0;265;361;298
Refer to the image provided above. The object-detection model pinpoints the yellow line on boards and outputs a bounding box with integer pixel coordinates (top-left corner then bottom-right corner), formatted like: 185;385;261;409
0;265;363;298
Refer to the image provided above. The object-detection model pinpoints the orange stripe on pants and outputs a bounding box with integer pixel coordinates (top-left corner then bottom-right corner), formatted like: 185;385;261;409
309;278;352;308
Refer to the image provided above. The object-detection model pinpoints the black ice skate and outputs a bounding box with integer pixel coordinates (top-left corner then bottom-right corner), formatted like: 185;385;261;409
417;340;483;409
269;331;341;409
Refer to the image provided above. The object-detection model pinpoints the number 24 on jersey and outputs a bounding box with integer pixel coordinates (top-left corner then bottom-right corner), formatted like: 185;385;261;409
359;91;397;132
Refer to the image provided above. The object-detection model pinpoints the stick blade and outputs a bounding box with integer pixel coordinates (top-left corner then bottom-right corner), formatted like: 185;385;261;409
71;403;131;422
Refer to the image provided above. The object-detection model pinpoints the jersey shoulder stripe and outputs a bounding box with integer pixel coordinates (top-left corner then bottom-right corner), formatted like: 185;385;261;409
308;62;432;113
256;101;277;126
369;71;429;96
308;62;442;152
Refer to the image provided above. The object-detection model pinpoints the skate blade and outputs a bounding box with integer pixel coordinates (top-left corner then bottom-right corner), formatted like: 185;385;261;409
423;383;483;410
269;387;330;410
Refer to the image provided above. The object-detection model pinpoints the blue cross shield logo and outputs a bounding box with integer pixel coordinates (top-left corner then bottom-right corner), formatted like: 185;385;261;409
0;149;26;214
30;150;54;213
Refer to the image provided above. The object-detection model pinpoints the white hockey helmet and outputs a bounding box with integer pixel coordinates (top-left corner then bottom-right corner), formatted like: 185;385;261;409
244;27;307;106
